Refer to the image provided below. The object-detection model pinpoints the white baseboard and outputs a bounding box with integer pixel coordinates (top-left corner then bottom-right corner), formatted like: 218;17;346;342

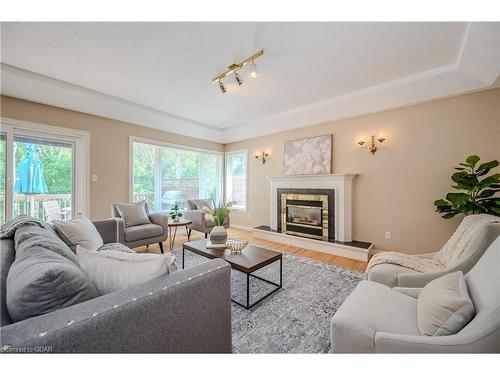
230;224;254;232
253;227;371;262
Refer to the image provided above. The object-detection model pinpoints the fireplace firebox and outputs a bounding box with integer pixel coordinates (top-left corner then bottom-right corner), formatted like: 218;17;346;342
277;188;334;241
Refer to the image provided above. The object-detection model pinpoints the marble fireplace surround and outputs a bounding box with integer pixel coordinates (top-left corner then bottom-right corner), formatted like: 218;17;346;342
268;174;356;242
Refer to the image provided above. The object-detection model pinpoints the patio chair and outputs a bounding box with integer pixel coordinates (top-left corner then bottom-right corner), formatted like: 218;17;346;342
42;200;68;222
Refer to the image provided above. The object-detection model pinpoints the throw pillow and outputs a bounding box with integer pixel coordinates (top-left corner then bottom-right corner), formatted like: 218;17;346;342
417;271;475;336
193;199;212;211
115;201;151;227
52;215;104;252
98;242;136;253
76;246;177;295
7;224;99;322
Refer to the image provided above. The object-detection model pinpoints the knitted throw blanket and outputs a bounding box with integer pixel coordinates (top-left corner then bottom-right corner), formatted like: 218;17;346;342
365;214;499;274
0;214;54;239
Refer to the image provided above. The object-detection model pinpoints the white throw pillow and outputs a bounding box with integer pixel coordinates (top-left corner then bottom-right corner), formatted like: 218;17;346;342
76;246;176;294
53;215;104;252
417;271;475;336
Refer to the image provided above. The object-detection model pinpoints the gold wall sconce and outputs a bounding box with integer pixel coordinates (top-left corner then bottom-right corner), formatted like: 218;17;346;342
358;133;386;155
255;150;270;164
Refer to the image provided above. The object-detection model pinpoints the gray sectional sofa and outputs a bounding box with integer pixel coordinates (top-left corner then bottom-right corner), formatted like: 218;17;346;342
0;218;232;353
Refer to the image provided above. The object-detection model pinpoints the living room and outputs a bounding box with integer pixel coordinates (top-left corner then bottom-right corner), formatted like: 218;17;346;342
1;0;500;371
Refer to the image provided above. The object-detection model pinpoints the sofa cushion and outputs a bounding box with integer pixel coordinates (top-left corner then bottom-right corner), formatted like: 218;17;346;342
115;201;151;227
77;246;176;294
7;224;99;322
417;271;475;336
330;280;419;353
52;215;104;252
124;223;164;242
1;239;15;326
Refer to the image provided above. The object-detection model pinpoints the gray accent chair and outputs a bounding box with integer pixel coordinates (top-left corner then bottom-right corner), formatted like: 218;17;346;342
111;202;169;253
330;235;500;353
0;218;232;353
367;222;500;288
184;199;230;239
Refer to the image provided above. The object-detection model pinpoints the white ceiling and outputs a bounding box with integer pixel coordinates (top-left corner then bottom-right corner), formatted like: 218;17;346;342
1;22;499;143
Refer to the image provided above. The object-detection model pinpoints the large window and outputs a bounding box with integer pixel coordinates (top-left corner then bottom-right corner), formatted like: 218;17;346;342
131;139;223;211
225;150;247;211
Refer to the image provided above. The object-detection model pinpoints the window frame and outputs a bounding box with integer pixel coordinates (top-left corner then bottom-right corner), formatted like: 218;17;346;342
0;117;90;221
224;149;248;212
129;136;224;211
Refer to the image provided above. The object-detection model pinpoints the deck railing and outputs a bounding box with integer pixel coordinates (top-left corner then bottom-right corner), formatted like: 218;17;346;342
0;193;72;222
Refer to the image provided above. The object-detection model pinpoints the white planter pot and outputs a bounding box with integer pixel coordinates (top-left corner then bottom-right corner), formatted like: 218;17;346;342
210;225;227;244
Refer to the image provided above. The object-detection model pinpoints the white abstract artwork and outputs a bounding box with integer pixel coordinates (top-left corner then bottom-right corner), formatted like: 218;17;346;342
283;135;332;176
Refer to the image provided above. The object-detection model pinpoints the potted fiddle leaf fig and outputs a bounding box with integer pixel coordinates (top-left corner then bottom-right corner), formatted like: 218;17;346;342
434;155;500;218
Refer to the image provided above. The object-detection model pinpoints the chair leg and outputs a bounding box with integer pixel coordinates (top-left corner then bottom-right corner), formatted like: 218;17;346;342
159;242;164;254
205;232;208;239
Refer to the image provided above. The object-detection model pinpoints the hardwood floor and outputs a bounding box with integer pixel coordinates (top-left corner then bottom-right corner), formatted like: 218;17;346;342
137;227;367;272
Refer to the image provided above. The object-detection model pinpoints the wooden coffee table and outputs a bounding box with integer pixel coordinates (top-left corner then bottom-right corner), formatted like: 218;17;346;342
182;239;282;309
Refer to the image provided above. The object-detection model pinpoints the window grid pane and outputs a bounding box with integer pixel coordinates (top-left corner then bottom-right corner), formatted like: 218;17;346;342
226;151;247;210
132;141;222;212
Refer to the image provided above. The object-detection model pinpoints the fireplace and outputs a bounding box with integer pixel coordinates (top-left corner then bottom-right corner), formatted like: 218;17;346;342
278;188;334;241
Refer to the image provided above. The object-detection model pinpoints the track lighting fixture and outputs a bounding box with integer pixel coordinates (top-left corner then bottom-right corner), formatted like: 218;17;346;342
218;80;226;93
249;61;258;78
234;71;243;85
212;49;264;93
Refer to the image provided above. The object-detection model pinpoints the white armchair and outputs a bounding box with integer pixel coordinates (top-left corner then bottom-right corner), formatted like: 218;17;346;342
367;221;500;288
330;236;500;353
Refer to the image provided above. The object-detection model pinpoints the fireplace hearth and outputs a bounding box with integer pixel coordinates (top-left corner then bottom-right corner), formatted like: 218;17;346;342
278;188;334;241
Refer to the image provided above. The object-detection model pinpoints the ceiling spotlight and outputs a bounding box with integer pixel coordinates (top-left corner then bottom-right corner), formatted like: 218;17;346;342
249;61;258;78
234;71;243;86
218;80;226;94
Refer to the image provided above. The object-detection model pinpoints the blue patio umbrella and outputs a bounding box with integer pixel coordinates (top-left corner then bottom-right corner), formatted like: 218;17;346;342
14;144;48;217
15;144;48;194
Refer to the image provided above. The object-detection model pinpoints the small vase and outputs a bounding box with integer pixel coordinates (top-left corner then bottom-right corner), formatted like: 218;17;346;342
210;225;227;244
173;216;180;222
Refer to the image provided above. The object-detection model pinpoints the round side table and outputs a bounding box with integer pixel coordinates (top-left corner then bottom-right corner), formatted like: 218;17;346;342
168;219;192;250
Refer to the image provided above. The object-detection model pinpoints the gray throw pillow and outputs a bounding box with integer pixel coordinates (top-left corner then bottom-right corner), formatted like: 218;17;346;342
6;224;99;322
417;271;475;336
115;201;151;227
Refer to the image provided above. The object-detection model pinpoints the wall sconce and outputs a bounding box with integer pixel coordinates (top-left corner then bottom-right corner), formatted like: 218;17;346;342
255;150;270;164
358;133;386;155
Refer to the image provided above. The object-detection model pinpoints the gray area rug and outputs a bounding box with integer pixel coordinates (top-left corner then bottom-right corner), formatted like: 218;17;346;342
176;248;362;353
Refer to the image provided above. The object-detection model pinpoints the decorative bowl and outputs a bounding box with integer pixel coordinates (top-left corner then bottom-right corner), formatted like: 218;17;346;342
225;238;248;253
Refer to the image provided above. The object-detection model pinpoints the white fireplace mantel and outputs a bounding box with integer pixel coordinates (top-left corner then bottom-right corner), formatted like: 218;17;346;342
267;174;357;242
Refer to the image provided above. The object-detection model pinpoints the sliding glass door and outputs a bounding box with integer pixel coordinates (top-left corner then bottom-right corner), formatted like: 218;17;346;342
131;139;223;211
13;136;74;221
1;120;88;223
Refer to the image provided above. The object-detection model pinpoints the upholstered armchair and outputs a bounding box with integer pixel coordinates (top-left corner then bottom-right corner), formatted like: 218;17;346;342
111;202;169;252
184;199;230;238
367;220;500;288
330;236;500;353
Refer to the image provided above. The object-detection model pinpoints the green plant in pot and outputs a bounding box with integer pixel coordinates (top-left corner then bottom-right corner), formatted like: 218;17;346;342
434;155;500;218
201;197;234;245
169;203;183;222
